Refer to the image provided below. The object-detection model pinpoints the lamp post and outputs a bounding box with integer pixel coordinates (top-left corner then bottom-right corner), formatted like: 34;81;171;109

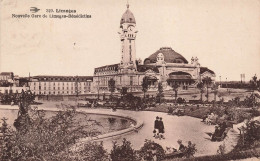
226;77;228;92
219;76;221;88
97;76;100;100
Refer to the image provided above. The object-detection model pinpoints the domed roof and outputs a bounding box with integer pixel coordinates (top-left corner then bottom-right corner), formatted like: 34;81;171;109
120;5;136;25
144;47;189;64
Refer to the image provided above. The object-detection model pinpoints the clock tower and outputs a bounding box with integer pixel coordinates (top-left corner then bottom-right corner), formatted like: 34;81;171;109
118;3;138;70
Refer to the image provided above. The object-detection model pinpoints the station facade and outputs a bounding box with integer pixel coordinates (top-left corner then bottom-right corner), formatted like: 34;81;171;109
92;4;215;93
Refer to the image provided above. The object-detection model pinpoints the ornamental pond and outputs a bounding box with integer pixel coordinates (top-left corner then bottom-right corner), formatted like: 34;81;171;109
0;108;133;135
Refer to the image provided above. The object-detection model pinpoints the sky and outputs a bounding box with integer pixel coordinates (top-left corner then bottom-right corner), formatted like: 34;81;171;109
0;0;260;81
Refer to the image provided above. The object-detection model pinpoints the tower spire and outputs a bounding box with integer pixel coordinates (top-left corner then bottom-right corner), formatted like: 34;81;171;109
126;0;129;9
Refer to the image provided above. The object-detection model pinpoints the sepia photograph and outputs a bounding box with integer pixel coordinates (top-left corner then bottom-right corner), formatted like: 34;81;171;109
0;0;260;160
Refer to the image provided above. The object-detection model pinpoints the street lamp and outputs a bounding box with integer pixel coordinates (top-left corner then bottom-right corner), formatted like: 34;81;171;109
97;76;100;100
219;76;221;88
226;77;228;92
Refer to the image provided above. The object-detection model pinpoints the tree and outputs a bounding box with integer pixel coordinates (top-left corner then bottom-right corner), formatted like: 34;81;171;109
0;89;106;160
197;82;204;102
203;77;212;102
250;74;259;91
167;80;179;103
142;76;149;99
108;78;116;99
157;82;164;104
211;83;218;107
0;106;104;160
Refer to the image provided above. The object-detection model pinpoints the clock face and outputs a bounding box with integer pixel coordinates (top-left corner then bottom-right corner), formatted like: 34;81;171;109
128;26;133;31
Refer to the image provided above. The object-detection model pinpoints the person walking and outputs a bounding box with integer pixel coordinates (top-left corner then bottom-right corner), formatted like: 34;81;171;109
153;116;159;137
158;117;165;139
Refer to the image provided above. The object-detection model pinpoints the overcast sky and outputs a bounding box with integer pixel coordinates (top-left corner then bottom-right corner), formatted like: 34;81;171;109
0;0;259;81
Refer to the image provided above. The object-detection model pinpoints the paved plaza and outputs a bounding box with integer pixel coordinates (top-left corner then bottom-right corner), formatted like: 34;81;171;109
82;108;239;156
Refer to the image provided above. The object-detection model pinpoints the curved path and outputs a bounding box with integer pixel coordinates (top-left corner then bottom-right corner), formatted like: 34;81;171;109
84;108;234;156
0;104;240;156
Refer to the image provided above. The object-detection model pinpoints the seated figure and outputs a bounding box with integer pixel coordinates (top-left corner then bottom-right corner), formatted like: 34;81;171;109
211;125;221;141
177;140;186;152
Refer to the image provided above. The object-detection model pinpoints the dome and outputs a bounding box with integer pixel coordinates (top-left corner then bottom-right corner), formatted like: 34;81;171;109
144;47;189;64
120;7;136;25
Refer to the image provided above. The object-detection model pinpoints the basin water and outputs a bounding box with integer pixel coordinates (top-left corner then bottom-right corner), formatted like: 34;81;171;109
0;109;132;135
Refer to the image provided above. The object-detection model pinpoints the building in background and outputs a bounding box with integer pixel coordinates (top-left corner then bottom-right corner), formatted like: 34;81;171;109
0;72;14;81
0;86;29;94
92;4;215;93
28;76;93;95
0;72;29;94
1;4;215;96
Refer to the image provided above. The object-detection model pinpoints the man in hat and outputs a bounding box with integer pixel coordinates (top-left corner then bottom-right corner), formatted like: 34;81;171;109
153;116;159;137
158;117;165;139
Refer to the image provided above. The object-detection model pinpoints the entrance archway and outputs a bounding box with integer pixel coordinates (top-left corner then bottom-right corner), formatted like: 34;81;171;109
167;72;194;89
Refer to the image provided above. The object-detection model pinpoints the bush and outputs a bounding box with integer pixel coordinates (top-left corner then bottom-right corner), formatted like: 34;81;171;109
110;138;138;161
71;141;109;161
183;141;197;158
138;139;165;161
233;119;260;152
0;107;103;160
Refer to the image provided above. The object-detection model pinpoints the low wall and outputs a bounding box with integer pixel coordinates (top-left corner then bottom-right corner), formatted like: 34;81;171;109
0;105;144;142
76;108;144;142
32;106;144;142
